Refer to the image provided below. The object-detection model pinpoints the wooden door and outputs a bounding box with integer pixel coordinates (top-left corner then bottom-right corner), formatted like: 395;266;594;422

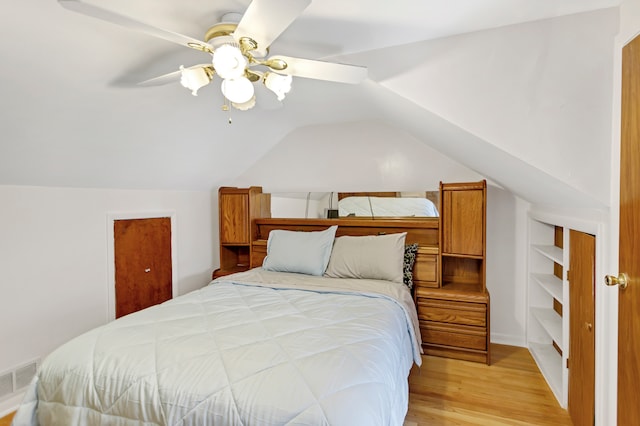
568;230;595;425
219;192;249;244
114;217;172;318
618;35;640;425
441;188;483;256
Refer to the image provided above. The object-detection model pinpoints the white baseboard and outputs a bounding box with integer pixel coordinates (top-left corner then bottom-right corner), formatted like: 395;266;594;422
491;333;526;347
0;392;23;418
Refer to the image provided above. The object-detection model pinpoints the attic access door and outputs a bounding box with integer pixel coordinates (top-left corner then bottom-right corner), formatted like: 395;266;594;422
114;217;173;318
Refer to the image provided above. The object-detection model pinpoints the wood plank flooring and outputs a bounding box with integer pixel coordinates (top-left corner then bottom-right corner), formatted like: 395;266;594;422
0;344;571;426
0;411;13;426
406;344;572;425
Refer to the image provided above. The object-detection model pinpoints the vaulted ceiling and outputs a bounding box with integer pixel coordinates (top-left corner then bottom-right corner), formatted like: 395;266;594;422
0;0;621;208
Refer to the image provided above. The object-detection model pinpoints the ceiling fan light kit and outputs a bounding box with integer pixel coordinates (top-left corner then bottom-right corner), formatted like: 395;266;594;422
232;96;257;111
179;65;213;96
221;76;255;104
263;72;293;101
212;44;247;79
58;0;368;112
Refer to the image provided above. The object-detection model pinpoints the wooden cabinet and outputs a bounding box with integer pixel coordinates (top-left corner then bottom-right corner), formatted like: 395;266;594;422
415;180;490;364
213;186;270;279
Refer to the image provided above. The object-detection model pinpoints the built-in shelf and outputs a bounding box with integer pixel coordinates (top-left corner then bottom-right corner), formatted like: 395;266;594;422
531;273;563;302
532;307;563;346
529;342;563;403
532;244;564;265
528;218;567;408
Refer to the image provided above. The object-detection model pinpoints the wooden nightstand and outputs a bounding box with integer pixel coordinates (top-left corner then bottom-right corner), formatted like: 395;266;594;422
416;286;490;364
416;180;490;364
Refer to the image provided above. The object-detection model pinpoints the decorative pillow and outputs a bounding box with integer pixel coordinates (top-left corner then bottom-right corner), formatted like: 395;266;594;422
262;225;338;276
324;233;407;283
403;243;419;289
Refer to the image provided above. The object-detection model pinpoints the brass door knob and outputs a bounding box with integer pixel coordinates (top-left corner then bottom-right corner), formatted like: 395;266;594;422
604;273;628;289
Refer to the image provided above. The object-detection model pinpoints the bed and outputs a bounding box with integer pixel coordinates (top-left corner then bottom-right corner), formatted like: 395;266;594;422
12;226;422;426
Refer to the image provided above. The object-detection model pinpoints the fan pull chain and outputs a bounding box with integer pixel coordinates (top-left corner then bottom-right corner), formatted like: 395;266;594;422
221;98;232;124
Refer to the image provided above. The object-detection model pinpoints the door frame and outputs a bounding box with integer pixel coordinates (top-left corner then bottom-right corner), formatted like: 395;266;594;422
106;211;178;322
527;208;608;422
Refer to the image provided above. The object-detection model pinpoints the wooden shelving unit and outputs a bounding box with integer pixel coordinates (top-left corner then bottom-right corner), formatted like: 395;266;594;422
416;180;490;365
213;186;270;279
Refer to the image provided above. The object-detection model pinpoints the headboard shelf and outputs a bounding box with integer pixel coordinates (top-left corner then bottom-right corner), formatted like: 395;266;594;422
254;217;438;246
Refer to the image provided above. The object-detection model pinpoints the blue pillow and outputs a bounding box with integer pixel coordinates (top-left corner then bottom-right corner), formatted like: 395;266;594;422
262;225;338;276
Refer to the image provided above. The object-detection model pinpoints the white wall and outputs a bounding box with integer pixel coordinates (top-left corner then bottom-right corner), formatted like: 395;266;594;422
0;185;215;411
234;120;484;192
486;186;530;346
374;8;618;207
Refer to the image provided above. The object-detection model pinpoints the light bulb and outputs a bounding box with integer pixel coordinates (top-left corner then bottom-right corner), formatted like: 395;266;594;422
221;77;255;104
213;44;247;80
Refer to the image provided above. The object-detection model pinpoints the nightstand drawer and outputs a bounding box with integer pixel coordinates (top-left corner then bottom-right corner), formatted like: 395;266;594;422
413;249;438;288
417;298;486;327
420;321;487;351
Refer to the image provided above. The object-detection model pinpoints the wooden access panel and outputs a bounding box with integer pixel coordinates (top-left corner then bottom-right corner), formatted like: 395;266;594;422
114;217;172;318
568;230;595;426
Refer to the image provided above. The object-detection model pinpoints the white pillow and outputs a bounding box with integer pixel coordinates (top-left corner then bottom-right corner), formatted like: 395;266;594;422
324;233;407;283
262;225;338;276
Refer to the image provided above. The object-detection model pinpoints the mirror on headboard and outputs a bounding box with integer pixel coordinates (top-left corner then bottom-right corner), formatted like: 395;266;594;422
337;191;439;218
268;191;439;219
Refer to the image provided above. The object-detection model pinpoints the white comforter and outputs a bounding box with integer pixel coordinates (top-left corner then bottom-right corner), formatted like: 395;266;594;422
13;269;422;426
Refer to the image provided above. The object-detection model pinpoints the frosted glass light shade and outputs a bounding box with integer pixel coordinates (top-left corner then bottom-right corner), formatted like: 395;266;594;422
264;72;292;101
232;95;256;111
179;66;211;96
213;44;247;79
221;77;255;104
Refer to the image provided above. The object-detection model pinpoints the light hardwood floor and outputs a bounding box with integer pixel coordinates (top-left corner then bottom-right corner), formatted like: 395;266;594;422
406;344;572;425
0;411;13;426
0;344;570;426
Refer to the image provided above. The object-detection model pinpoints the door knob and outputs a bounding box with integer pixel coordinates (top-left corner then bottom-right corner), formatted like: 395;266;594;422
604;273;628;289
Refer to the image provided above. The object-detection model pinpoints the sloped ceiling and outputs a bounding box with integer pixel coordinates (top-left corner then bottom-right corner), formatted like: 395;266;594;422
0;0;621;208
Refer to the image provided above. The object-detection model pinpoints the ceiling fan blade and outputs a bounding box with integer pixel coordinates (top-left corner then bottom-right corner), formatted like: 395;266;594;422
138;64;213;87
233;0;311;55
58;0;212;52
270;56;368;84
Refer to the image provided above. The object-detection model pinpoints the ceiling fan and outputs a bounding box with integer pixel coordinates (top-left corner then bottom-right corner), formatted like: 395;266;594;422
58;0;368;111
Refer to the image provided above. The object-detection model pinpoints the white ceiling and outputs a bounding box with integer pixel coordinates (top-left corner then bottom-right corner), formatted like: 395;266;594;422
0;0;620;193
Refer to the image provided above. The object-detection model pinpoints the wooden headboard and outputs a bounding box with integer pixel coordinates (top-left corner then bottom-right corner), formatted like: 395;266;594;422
250;217;440;291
